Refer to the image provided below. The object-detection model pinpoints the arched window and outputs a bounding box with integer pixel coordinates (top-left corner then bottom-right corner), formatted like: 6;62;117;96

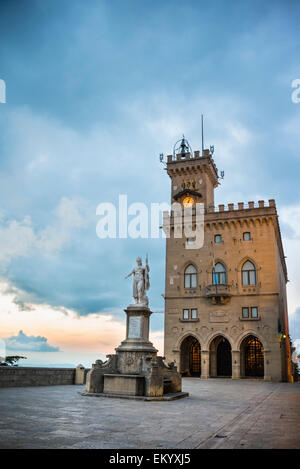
242;260;256;285
184;264;197;288
212;262;226;284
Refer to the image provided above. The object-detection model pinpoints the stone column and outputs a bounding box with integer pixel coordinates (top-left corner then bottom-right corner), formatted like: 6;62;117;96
210;350;217;377
264;350;272;381
231;351;240;379
75;364;85;384
201;350;210;379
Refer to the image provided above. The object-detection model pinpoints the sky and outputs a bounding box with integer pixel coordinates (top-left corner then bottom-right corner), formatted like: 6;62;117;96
0;0;300;367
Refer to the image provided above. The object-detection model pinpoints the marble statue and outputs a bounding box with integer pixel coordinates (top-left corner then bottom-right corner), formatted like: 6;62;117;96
125;255;150;306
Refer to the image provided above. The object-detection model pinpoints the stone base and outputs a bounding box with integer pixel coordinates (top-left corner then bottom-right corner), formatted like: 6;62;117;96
81;391;189;401
103;374;144;396
116;349;157;375
86;355;183;398
85;304;184;399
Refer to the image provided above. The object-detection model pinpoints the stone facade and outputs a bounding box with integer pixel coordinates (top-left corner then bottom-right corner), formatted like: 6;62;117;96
163;147;292;382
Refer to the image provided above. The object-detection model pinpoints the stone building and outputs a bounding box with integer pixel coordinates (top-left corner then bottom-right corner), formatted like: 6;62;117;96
163;138;292;382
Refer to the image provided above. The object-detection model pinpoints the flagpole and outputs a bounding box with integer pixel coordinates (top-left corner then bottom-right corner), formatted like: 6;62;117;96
201;114;204;155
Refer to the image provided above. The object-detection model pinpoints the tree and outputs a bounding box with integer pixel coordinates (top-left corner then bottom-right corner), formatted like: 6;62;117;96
3;356;27;366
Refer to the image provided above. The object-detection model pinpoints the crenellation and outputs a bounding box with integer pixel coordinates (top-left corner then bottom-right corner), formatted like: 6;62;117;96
208;200;277;214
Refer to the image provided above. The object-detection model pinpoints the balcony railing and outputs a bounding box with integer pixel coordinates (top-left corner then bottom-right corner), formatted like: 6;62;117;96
204;284;232;304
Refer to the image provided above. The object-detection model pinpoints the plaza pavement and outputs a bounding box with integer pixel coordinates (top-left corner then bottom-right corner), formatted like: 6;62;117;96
0;378;299;449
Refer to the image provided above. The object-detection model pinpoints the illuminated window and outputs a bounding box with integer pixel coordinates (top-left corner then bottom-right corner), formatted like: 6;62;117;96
245;336;264;377
190;339;201;375
184;264;197;288
212;262;227;284
242;260;256;285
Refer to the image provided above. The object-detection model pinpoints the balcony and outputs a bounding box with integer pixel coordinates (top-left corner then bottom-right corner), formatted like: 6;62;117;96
204;284;232;305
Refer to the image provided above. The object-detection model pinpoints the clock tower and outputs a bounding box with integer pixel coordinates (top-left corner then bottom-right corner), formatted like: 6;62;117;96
166;137;219;210
163;136;292;382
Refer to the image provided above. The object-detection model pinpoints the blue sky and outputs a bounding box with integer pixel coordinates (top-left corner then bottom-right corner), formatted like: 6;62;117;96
0;0;300;366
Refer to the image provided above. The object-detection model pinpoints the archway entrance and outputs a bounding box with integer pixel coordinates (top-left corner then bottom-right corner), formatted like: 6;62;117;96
180;336;201;377
240;335;264;378
245;336;264;377
217;338;232;376
210;336;232;377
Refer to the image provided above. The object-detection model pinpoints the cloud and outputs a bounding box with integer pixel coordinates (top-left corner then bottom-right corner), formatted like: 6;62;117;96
5;330;60;352
279;203;300;240
290;307;300;356
0;278;163;363
0;1;300;366
282;115;300;155
279;205;300;324
0;216;36;265
0;196;89;268
36;196;88;253
290;307;300;340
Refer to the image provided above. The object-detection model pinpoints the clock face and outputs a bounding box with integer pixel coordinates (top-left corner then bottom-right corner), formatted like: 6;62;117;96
183;196;194;207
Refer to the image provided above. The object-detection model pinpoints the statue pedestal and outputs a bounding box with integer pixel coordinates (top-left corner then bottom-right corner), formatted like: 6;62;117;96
117;305;157;352
116;305;157;375
84;304;188;401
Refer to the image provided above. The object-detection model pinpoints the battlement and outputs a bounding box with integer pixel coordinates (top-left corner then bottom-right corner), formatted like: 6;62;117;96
167;148;211;163
206;199;276;213
165;199;277;223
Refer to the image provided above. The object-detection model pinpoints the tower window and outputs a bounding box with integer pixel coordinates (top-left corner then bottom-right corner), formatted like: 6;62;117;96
243;232;251;241
241;307;259;318
212;262;227;284
184;264;198;288
186;237;196;246
242;260;256;285
183;309;189;320
214;234;222;243
182;309;198;320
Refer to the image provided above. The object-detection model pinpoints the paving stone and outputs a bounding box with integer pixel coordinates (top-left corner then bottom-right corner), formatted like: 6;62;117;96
0;378;299;449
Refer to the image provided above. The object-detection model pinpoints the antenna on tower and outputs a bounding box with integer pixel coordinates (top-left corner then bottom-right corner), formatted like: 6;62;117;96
201;114;204;155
